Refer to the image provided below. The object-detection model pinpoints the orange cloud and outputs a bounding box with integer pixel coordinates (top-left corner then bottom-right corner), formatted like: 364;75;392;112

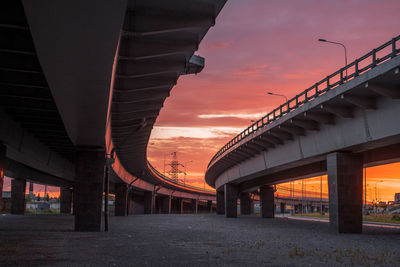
147;0;400;195
203;41;231;51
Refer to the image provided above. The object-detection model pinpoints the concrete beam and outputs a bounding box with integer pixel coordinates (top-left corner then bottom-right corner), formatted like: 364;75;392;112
320;104;353;118
327;152;363;233
268;130;293;141
340;94;377;109
278;124;306;136
290;118;319;131
260;134;283;145
119;39;198;60
304;112;335;125
123;10;215;36
366;82;400;99
252;137;275;148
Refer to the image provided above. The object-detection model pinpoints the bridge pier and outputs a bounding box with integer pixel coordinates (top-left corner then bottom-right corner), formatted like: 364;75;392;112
74;149;105;232
0;143;5;212
327;152;363;233
207;200;212;212
144;191;153;214
180;198;184;214
240;192;252;215
280;202;286;214
161;196;170;214
191;199;198;214
224;184;238;218
260;185;274;218
115;183;128;216
128;192;145;215
11;179;26;214
216;189;225;215
60;186;73;214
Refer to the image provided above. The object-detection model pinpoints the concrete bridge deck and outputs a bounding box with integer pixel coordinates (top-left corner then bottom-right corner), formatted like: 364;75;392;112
0;0;226;231
1;214;399;266
206;35;400;233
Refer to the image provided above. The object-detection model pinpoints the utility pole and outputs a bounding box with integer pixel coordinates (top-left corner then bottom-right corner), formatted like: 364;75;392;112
364;168;367;214
320;176;323;215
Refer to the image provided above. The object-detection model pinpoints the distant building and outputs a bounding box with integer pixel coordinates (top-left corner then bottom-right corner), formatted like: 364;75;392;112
1;191;11;211
395;193;400;202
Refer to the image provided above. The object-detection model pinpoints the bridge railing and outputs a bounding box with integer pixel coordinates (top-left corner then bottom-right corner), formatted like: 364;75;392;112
275;185;329;200
208;35;400;168
148;161;216;194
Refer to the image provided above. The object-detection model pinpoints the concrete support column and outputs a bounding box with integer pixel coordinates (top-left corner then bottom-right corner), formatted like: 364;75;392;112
207;200;212;212
240;192;252;215
127;192;133;215
60;186;73;214
115;183;128;216
224;183;238;218
191;199;198;214
74;148;105;232
216;189;225;215
280;202;286;214
0;143;6;212
180;198;184;214
144;191;153;214
161;197;170;214
168;196;172;214
260;185;274;218
327;152;363;233
11;179;26;214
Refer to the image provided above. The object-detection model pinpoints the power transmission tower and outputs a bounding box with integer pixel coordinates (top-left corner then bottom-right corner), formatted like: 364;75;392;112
165;152;185;182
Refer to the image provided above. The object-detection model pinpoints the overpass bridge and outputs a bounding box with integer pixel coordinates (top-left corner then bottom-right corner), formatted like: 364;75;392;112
206;35;400;233
0;0;226;231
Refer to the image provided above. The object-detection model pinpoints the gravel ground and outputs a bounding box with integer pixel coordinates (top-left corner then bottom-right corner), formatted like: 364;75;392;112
0;213;400;266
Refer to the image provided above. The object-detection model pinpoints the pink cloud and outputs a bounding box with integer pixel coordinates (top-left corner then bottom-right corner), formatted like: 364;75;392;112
202;41;231;51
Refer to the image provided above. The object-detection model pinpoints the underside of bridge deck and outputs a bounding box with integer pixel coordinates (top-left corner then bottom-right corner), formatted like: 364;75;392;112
0;0;224;232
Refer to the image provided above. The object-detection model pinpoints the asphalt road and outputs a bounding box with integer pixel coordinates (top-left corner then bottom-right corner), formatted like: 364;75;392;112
0;213;399;266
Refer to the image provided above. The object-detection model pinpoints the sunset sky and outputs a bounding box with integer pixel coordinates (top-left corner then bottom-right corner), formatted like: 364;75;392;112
2;1;399;203
147;0;400;201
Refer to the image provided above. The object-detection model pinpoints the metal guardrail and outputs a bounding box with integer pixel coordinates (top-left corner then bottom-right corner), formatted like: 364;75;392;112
208;35;400;168
148;161;216;194
275;185;329;200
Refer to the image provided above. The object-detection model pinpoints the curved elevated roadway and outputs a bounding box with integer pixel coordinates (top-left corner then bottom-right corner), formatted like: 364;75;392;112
0;0;226;231
206;36;400;233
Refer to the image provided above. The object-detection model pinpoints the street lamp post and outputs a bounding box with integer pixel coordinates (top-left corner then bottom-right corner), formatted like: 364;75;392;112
267;92;288;102
318;38;348;79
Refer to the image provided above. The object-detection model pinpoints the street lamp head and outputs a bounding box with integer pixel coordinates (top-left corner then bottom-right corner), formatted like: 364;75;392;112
267;92;273;95
318;38;327;42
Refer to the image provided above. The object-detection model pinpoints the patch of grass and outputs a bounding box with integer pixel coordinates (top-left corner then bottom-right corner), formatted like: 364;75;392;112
292;212;329;218
25;208;60;214
1;244;19;253
289;245;305;258
363;213;400;224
